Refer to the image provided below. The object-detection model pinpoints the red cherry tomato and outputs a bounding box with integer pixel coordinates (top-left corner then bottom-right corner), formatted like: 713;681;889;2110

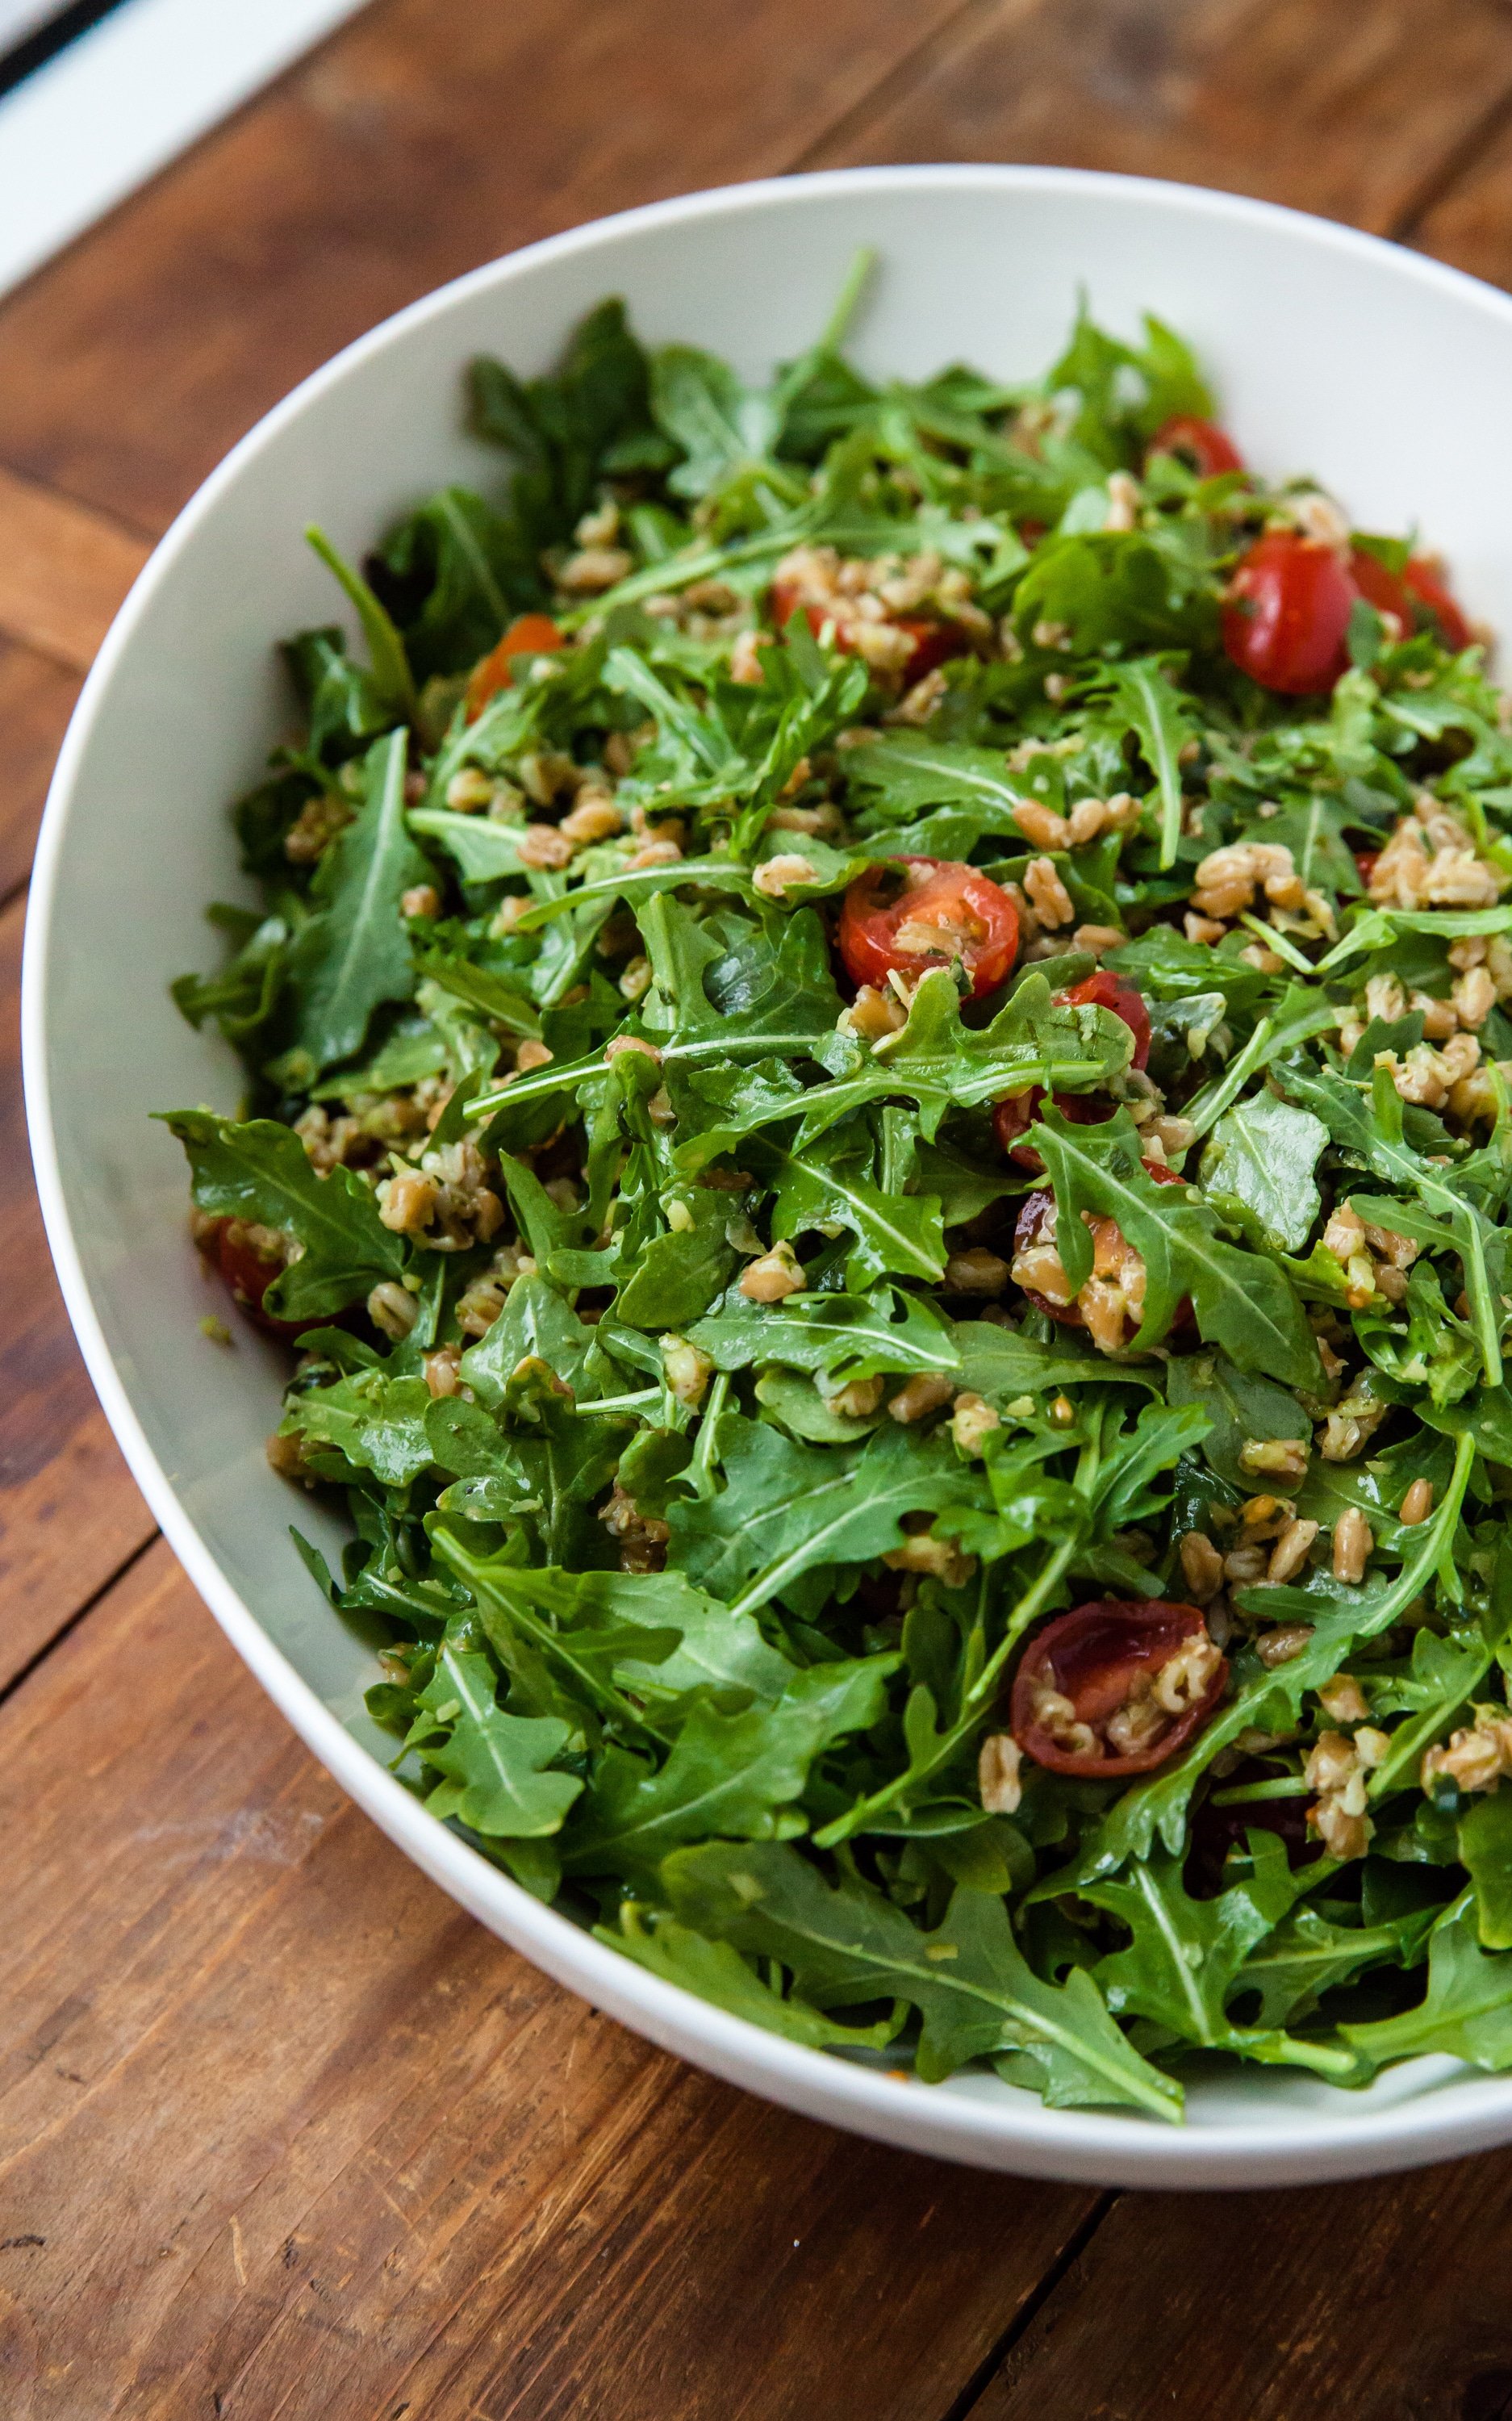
1017;519;1048;550
466;613;564;721
1353;849;1379;891
203;1219;305;1340
837;857;1020;1001
1346;546;1414;640
1222;532;1355;696
993;971;1151;1167
770;579;971;688
1013;1161;1184;1331
1404;557;1472;652
1347;547;1472;654
1011;1599;1227;1778
1147;416;1243;478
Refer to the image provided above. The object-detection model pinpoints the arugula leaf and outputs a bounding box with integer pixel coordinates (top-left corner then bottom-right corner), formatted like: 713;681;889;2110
407;1645;583;1836
688;1285;960;1388
562;1663;891;1879
1461;1794;1512;1951
663;1842;1180;2113
1084;1842;1358;2078
1031;1105;1321;1388
1343;1894;1512;2073
665;1413;981;1618
1199;1091;1328;1253
599;1905;899;2050
283;730;429;1079
160;1109;404;1317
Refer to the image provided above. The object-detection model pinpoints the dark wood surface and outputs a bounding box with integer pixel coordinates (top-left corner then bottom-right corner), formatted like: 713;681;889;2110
6;2;1512;2411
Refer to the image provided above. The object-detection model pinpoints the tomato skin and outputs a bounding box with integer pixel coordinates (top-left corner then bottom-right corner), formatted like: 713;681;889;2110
1011;1599;1227;1778
1347;546;1414;640
1353;849;1379;891
1222;532;1355;695
203;1219;305;1340
1059;970;1152;1071
465;613;564;721
1147;416;1243;478
837;856;1020;1001
993;971;1151;1167
1404;557;1472;651
1013;1160;1184;1329
770;579;971;687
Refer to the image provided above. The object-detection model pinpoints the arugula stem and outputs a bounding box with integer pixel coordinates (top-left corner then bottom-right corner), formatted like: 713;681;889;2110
687;1373;731;1500
812;1535;1079;1846
1182;1017;1274;1141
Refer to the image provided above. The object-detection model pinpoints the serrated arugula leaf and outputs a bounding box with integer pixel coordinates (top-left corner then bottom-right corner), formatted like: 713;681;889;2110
662;1842;1180;2113
665;1413;981;1617
283;730;429;1077
598;1905;900;2049
761;1126;946;1285
1084;1843;1357;2079
562;1662;891;1879
160;1109;404;1317
1236;1902;1434;2030
687;1284;960;1387
282;1368;436;1486
407;1646;583;1836
840;732;1028;828
1032;1104;1320;1387
1343;1894;1512;2073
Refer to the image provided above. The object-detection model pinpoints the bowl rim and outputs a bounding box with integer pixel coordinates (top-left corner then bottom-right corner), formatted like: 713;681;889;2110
24;159;1512;2188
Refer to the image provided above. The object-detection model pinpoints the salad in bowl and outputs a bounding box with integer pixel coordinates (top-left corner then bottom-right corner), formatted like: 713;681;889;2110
161;267;1512;2126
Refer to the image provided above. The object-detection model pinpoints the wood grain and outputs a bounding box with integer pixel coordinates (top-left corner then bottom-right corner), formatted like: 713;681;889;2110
1413;115;1512;288
808;0;1512;237
0;0;974;537
0;894;155;1690
0;637;81;901
0;1541;1093;2419
0;468;149;675
967;2155;1512;2421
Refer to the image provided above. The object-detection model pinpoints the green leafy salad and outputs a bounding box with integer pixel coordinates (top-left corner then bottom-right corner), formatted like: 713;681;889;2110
163;263;1512;2120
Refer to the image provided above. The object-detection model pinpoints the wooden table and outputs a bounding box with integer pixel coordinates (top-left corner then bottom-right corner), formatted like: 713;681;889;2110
8;3;1512;2411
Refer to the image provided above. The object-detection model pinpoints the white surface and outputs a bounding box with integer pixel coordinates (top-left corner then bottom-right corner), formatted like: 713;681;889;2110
0;0;368;299
24;165;1512;2188
0;0;66;52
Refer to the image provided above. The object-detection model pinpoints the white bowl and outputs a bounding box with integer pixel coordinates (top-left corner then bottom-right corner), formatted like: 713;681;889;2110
26;165;1512;2188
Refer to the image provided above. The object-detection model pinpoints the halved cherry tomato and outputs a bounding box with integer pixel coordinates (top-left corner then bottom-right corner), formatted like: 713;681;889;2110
770;579;971;688
465;613;564;721
837;856;1019;1001
993;970;1151;1167
1346;546;1472;655
1222;531;1355;695
1011;1599;1227;1778
1013;1160;1184;1331
1147;416;1243;478
203;1219;305;1340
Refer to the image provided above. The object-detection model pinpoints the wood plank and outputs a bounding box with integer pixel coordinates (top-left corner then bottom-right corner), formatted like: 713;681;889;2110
806;0;1512;236
0;636;81;901
0;0;973;537
964;2154;1512;2421
0;467;149;675
0;893;155;1687
1411;116;1512;289
0;1540;1094;2419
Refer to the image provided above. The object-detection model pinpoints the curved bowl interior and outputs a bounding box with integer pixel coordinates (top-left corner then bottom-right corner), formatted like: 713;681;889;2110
25;165;1512;2188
